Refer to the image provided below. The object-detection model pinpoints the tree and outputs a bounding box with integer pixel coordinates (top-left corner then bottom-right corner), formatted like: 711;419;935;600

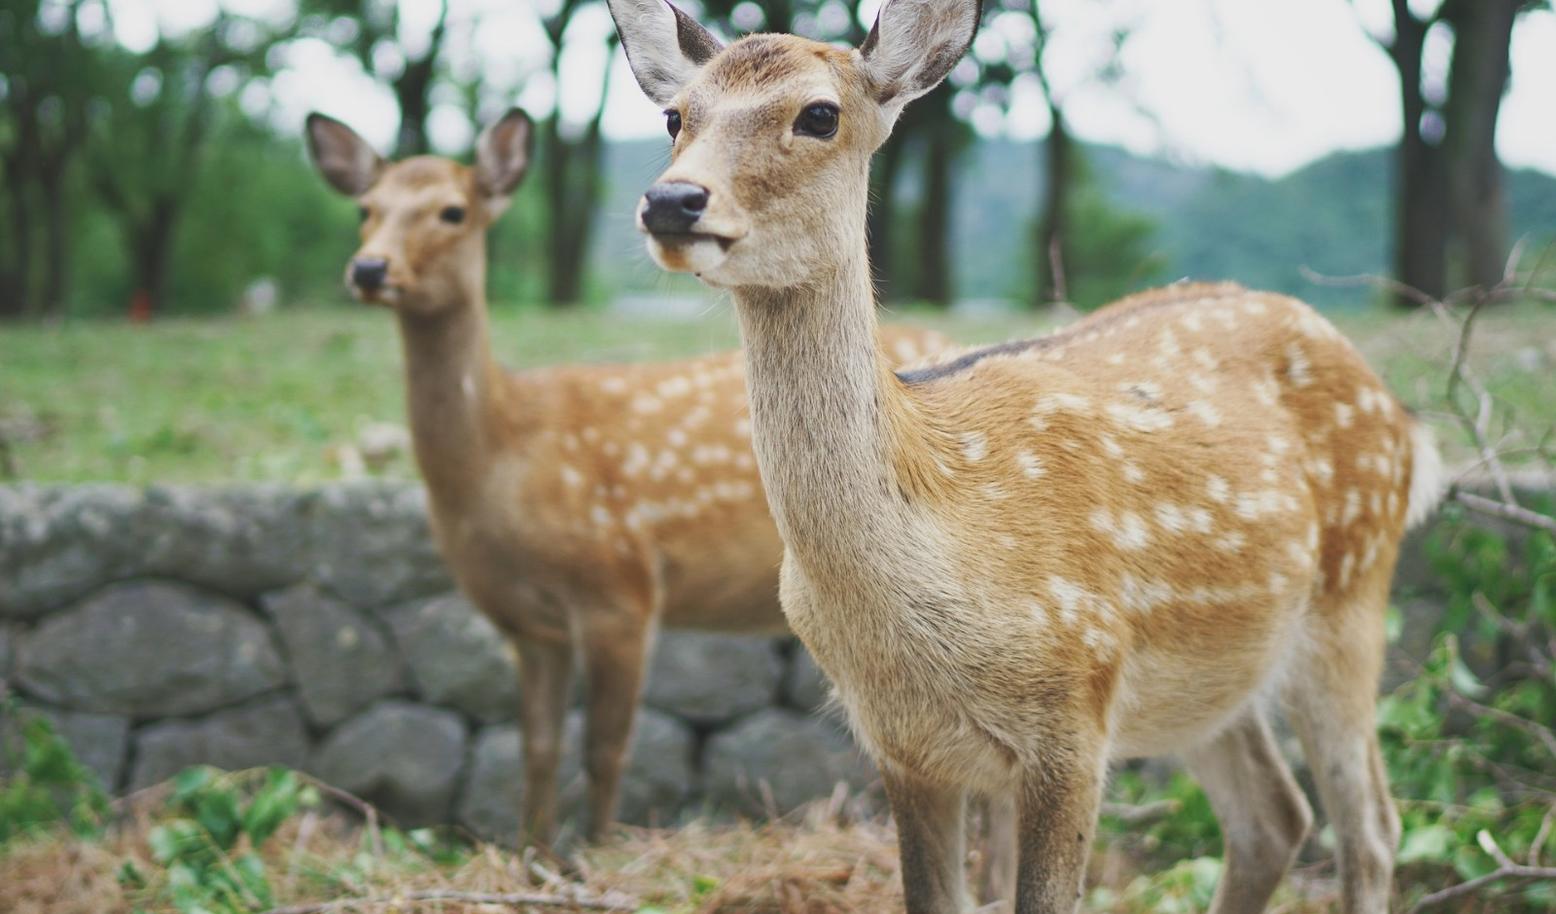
302;0;451;158
87;13;286;317
1359;0;1545;305
0;0;101;319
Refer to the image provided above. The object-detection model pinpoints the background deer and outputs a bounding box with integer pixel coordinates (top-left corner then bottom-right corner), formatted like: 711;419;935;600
609;0;1448;911
304;108;950;846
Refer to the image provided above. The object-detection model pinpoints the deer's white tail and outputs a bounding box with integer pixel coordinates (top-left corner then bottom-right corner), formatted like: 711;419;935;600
1405;421;1447;530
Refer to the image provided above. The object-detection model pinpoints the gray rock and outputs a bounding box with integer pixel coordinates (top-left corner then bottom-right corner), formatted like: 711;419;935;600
705;710;877;817
385;594;518;722
137;485;306;598
643;632;784;724
261;584;403;727
311;701;468;827
783;647;833;713
303;484;452;607
556;708;694;830
0;624;13;681
129;697;310;790
0;704;131;791
0;485;144;618
16;580;287;716
457;708;695;843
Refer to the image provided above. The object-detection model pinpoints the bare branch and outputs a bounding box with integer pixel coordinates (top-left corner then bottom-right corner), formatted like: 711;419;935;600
1407;861;1556;912
261;889;639;914
1451;491;1556;536
1099;798;1181;824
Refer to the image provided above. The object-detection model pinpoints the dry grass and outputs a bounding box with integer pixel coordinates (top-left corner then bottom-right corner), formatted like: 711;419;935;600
0;788;1359;914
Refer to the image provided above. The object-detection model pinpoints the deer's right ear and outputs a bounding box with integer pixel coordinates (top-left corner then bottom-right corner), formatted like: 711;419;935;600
607;0;722;107
305;113;384;197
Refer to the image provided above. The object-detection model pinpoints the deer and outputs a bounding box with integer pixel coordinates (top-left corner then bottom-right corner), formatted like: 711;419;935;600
303;109;951;847
607;0;1448;911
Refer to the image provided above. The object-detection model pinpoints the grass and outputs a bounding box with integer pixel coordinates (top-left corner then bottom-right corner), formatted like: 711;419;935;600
0;778;1339;914
1;299;1552;484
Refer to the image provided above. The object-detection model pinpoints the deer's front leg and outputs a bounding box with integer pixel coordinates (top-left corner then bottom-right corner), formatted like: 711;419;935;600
1013;754;1104;914
516;636;573;848
883;766;970;914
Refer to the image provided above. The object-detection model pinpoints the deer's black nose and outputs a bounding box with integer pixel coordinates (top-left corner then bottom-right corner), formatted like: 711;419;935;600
351;257;389;291
641;182;709;234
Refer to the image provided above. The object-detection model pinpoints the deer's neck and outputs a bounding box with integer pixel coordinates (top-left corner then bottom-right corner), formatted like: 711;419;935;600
395;264;507;511
732;255;927;576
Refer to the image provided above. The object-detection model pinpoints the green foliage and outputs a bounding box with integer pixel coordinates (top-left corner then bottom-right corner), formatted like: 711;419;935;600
137;766;318;914
0;706;111;846
1040;153;1169;310
1374;504;1556;910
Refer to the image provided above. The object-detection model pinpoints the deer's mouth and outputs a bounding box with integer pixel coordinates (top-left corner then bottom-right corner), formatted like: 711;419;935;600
644;229;743;275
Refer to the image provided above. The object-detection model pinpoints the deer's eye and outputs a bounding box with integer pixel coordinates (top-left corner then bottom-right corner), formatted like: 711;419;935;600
439;205;466;225
665;109;682;140
794;103;839;139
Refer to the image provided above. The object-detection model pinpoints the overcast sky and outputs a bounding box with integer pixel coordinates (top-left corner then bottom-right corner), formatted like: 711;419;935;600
106;0;1556;177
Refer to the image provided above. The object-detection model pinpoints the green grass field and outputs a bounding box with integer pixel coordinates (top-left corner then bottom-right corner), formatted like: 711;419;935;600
2;300;1552;484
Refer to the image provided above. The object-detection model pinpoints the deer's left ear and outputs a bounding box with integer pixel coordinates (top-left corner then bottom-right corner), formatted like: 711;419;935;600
858;0;981;112
475;108;533;205
607;0;722;107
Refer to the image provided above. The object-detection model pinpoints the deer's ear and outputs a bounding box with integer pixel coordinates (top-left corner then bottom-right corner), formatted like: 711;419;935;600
607;0;722;107
475;108;533;201
857;0;981;113
305;113;384;197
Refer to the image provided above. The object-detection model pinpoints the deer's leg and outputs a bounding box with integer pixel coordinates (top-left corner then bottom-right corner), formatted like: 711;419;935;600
578;607;652;842
1183;710;1313;914
1012;750;1104;914
977;793;1018;912
516;636;573;847
1285;593;1397;914
883;767;970;914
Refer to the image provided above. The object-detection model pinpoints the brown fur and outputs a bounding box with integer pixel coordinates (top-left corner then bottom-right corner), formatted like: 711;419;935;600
610;8;1443;912
306;111;952;846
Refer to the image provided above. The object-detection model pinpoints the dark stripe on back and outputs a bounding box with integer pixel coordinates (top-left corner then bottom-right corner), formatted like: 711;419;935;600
893;283;1249;386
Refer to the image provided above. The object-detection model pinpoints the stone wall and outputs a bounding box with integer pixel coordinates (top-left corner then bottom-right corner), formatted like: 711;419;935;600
0;483;871;843
2;481;1508;841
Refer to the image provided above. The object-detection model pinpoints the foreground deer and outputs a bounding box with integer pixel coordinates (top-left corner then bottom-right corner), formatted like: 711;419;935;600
304;110;948;845
609;1;1446;911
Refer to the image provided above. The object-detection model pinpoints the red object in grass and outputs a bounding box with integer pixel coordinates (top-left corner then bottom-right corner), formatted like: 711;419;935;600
128;289;152;323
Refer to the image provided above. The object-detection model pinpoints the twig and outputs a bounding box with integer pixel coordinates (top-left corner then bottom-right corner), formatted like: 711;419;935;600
1099;798;1181;824
295;773;385;858
1451;490;1556;536
1407;830;1556;912
261;888;639;914
1532;804;1556;867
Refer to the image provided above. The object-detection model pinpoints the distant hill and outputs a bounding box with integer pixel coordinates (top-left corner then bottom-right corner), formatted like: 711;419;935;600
594;138;1556;308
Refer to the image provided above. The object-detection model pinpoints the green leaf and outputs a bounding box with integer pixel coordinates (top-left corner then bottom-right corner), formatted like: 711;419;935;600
1399;824;1456;864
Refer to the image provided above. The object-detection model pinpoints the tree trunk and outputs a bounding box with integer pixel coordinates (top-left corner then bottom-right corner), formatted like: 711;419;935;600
912;86;954;307
1;174;34;319
133;199;180;318
1442;0;1517;290
1036;104;1072;306
542;41;616;307
1387;0;1448;307
868;132;906;301
41;169;70;318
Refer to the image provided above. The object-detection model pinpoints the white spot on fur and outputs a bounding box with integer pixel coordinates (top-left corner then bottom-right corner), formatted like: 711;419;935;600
1214;531;1247;552
656;376;692;398
632;395;662;414
1154;503;1187;534
560;465;583;488
1035;392;1092;415
1122;462;1145;484
1106;401;1173;432
1016;450;1045;479
1100;436;1125;458
1207;475;1230;503
667;428;688;447
961;431;988;462
1187;400;1222;426
1286;343;1312;387
1092;508;1149;549
1342;488;1362;525
1335;402;1355;429
600;376;628;394
590;505;612;526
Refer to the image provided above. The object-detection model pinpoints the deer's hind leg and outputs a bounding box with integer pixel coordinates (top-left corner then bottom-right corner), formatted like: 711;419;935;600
578;601;654;841
1284;580;1399;914
1183;710;1313;914
883;767;971;914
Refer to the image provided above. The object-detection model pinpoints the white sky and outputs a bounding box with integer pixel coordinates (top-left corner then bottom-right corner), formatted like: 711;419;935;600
102;0;1556;177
